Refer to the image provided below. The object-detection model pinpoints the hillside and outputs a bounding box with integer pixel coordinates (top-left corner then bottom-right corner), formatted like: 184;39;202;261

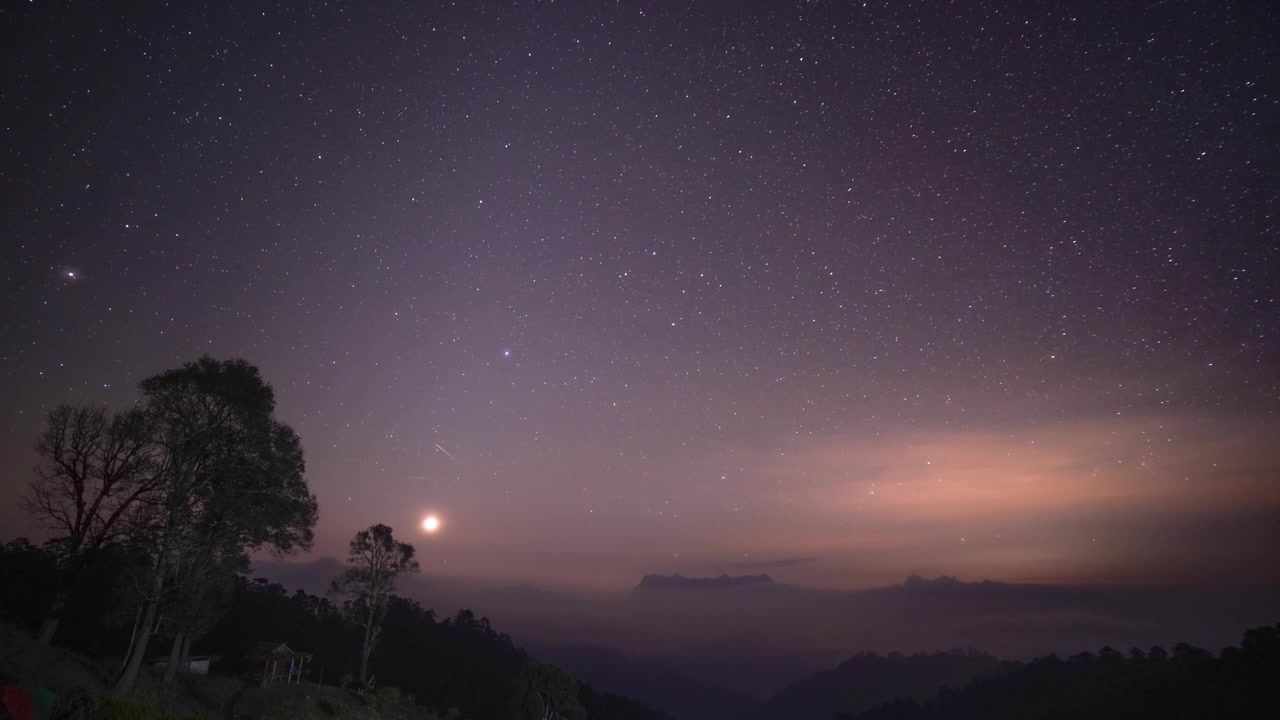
0;539;668;720
850;623;1280;720
0;622;437;720
535;643;762;720
763;649;1001;720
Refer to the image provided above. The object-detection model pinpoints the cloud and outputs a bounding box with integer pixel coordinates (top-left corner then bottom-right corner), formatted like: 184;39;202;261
683;411;1280;586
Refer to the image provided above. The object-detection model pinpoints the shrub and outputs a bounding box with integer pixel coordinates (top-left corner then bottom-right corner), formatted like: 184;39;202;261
94;696;211;720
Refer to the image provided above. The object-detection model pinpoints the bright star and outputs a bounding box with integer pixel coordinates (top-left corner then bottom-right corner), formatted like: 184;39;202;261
422;515;441;533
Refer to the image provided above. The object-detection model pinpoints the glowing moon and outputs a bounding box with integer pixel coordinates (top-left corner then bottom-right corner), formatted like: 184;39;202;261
422;515;441;533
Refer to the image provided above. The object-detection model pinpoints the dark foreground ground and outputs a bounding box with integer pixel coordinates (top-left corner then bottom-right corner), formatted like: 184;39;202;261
0;624;437;720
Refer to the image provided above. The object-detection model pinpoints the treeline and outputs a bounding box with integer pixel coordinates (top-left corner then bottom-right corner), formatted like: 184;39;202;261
1;356;668;720
0;542;666;719
844;624;1280;720
204;575;667;720
765;648;1001;720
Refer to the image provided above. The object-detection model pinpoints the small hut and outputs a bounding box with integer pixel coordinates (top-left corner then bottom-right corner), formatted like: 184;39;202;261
248;642;312;685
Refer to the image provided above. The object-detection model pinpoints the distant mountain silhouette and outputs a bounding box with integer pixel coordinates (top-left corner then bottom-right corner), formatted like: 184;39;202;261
849;623;1280;720
243;562;1280;716
634;573;776;591
899;575;967;591
534;642;764;720
763;648;1002;720
890;575;1079;597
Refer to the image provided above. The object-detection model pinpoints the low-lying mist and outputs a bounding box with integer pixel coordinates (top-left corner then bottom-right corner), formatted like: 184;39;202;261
253;558;1280;701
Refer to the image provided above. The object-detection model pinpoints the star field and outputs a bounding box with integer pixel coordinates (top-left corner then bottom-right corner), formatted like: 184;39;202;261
1;1;1276;589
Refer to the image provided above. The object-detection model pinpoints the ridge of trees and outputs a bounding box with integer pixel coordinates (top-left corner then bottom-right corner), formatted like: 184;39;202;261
764;648;1002;720
0;542;669;720
845;624;1280;720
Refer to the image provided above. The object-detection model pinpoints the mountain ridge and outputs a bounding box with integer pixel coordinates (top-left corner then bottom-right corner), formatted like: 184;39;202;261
634;573;776;592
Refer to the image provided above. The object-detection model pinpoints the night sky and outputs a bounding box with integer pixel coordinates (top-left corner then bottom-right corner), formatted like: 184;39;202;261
2;1;1276;592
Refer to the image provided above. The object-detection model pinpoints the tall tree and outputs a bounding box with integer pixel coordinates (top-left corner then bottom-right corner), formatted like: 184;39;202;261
22;404;156;645
331;524;420;688
111;357;318;695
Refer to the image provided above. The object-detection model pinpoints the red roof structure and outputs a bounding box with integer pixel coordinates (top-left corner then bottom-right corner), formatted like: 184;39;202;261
248;642;313;685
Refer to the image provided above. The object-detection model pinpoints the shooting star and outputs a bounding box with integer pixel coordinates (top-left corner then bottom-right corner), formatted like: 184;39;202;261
434;444;458;461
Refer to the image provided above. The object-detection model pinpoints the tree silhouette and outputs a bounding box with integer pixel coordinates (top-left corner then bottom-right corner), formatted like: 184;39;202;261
766;648;1002;720
22;404;156;645
510;660;586;720
157;544;245;683
111;357;318;695
331;523;420;688
848;623;1280;720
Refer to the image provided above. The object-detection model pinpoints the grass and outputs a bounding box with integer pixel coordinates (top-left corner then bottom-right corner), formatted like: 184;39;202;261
0;625;440;720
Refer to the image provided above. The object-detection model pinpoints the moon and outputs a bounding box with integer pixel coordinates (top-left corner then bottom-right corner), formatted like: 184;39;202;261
422;514;441;533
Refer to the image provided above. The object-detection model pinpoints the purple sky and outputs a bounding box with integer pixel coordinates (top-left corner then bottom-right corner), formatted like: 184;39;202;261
2;0;1276;592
